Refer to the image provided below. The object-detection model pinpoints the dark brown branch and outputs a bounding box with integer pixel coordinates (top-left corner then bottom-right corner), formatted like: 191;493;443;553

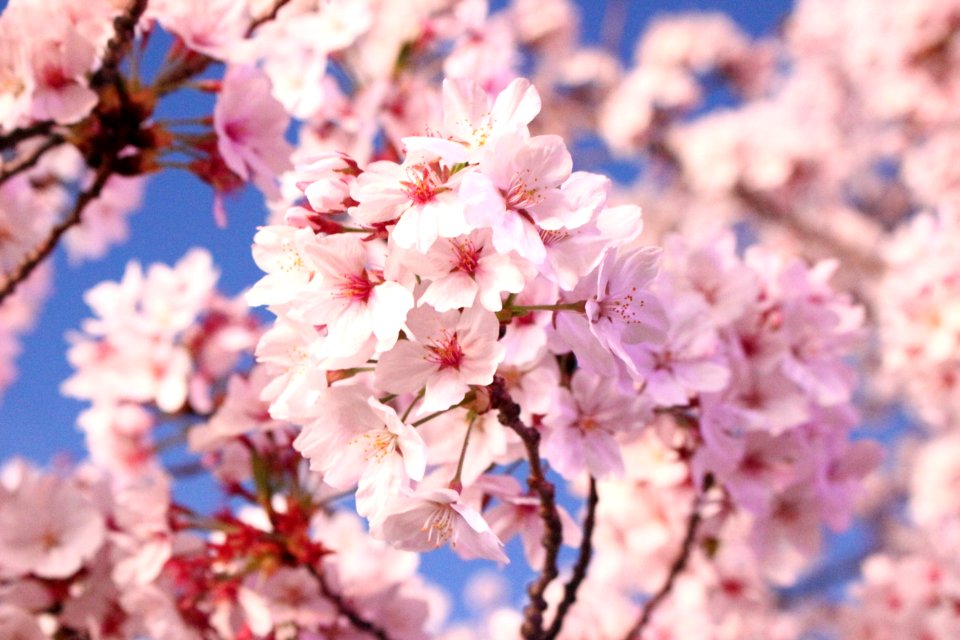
247;0;294;35
0;120;54;151
0;135;65;188
0;161;114;304
544;476;599;640
623;482;708;640
90;0;149;90
489;376;565;640
304;563;393;640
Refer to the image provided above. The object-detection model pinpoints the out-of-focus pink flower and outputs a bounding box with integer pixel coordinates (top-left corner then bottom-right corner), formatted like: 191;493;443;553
0;462;105;579
374;487;509;564
214;65;293;202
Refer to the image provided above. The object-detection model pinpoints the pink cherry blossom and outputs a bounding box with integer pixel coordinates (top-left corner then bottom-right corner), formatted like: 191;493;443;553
412;229;526;312
375;487;509;564
0;462;105;579
350;157;469;252
292;385;426;517
375;304;504;416
459;130;578;263
297;233;413;360
214;65;293;201
542;369;652;480
403;77;541;164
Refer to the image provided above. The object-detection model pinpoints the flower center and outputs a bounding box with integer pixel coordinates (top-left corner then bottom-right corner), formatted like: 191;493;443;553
336;271;378;302
422;505;456;547
354;430;396;463
401;163;449;205
599;287;646;325
539;228;569;247
425;330;464;370
504;171;544;210
450;238;480;276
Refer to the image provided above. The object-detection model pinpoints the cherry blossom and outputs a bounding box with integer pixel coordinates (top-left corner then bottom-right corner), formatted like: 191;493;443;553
375;304;504;416
374;487;509;564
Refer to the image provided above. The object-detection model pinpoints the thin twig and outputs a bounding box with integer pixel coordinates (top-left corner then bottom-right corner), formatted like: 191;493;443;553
623;484;707;640
247;0;294;35
304;563;394;640
544;476;599;640
154;0;292;97
0;136;65;188
489;377;564;640
90;0;149;90
0;120;54;151
0;161;114;304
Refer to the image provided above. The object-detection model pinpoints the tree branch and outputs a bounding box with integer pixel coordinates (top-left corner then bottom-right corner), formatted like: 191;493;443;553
247;0;294;35
0;135;65;188
0;120;54;151
90;0;149;90
304;563;394;640
544;476;599;640
0;160;114;304
489;376;564;640
623;481;709;640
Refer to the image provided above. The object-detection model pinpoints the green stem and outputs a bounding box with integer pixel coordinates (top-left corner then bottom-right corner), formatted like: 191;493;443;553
401;389;425;422
450;413;477;488
512;301;586;313
411;407;452;427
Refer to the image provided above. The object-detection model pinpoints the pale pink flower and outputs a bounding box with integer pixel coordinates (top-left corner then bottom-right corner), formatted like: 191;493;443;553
498;276;558;366
403;77;541;164
375;304;504;416
293;386;426;518
287;152;358;217
26;25;98;124
484;476;581;569
297;233;413;359
254;317;330;420
412;229;526;312
214;65;293;198
350;157;469;252
246;225;319;308
538;202;644;292
0;464;105;579
443;9;518;91
630;294;729;407
147;0;250;60
551;246;669;378
375;487;509;563
459;130;579;263
542;370;651;479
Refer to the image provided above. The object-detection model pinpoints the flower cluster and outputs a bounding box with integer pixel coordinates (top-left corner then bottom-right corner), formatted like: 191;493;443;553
249;75;668;563
62;249;259;472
